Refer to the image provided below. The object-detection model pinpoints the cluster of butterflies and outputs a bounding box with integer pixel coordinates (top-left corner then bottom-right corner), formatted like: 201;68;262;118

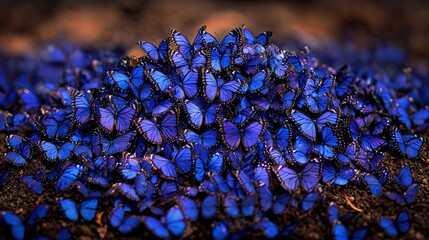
0;25;427;239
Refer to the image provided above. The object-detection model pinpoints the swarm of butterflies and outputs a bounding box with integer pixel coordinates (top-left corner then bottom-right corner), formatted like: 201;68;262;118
0;25;428;239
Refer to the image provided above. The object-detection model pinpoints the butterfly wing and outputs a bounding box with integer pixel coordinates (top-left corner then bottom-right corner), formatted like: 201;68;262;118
204;71;219;101
58;199;79;222
160;113;177;139
147;70;173;93
138;119;162;144
79;198;98;221
275;166;299;191
98;106;115;132
58;142;75;161
165;206;187;237
149;154;177;179
242;121;264;149
41;141;59;161
55;164;83;191
220;120;241;149
219;79;241;102
116;106;136;132
291;111;316;140
182;70;199;98
185;100;203;128
301;162;320;191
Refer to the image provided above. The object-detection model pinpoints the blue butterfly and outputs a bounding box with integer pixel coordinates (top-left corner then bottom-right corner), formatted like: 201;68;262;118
56;164;83;191
139;39;169;62
337;143;357;164
234;170;256;194
290;110;338;140
137;113;176;144
1;211;25;240
109;205;140;233
393;128;423;158
379;210;411;237
301;192;320;212
143;206;187;238
290;135;313;164
168;69;200;100
201;195;219;219
349;118;385;152
37;111;73;139
322;162;355;186
253;219;279;239
40;141;75;161
314;126;339;159
107;66;144;92
100;131;136;155
18;88;40;111
281;90;298;110
134;172;148;196
96;101;137;133
212;220;230;240
272;192;291;215
108;183;139;201
170;28;206;60
275;162;320;191
177;196;198;221
209;45;232;73
245;70;269;93
117;152;141;180
58;198;98;222
21;175;43;194
363;173;383;196
242;25;272;46
203;70;242;102
171;145;194;174
220;119;264;149
26;205;49;226
4;135;32;165
151;99;174;116
384;184;419;205
146;154;177;180
184;129;218;148
71;90;92;125
264;126;291;151
304;75;334;112
194;152;224;181
0;171;9;187
170;50;206;77
412;108;429;126
185;98;218;128
145;69;173;94
393;165;413;188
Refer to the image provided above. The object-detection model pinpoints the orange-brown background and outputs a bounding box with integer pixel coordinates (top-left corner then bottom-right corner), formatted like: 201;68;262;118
1;0;428;62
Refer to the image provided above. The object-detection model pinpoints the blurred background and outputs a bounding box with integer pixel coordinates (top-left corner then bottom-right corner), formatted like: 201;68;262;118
1;0;428;63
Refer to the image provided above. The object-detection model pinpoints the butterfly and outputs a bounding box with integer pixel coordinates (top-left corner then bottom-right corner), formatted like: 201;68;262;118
146;69;173;94
137;113;177;144
139;39;169;62
26;205;49;226
379;210;411;237
36;111;73;139
4;135;32;165
142;206;187;238
289;135;313;164
194;152;223;181
58;198;98;222
185;98;218;128
56;164;83;191
170;50;206;77
203;70;242;103
335;66;354;98
242;25;272;46
201;195;219;219
322;162;355;186
21;175;43;194
363;173;383;196
71;90;92;125
170;28;206;61
184;129;218;148
290;110;338;140
167;69;199;100
337;143;357;164
245;70;269;93
264;126;291;151
18;88;40;111
384;184;419;206
1;211;25;240
275;162;320;191
212;220;230;240
109;205;140;233
235;170;256;194
209;45;233;73
107;66;144;92
253;219;279;239
40;141;75;161
301;192;320;212
171;145;194;174
219;119;264;149
145;154;177;180
100;131;136;155
393;128;424;158
177;196;199;221
96;99;137;132
314;126;339;159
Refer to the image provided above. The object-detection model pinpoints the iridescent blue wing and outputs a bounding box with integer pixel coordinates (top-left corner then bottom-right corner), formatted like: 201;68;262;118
177;197;198;221
241;196;256;217
137;118;162;144
173;146;193;174
249;70;268;93
203;71;219;101
148;154;177;179
301;162;320;191
4;152;27;165
58;142;75;161
275;166;299;191
115;106;136;132
153;100;174;116
360;133;385;152
379;217;397;237
333;222;348;240
21;175;43;194
58;199;78;222
40;141;59;161
403;134;423;158
165;206;187;237
272;193;291;215
206;153;223;174
316;111;338;130
201;195;218;219
98;106;115;131
242;121;264;149
212;221;229;240
139;41;166;61
364;174;382;196
351;227;368;240
26;205;49;226
170;50;189;76
220;120;241;149
146;69;173;93
291;110;316;140
219;79;241;102
56;164;83;191
185;100;203;128
160;113;177;139
223;197;239;218
393;165;413;188
336;76;354;97
143;216;170;238
396;210;411;234
182;70;199;98
71;90;92;125
109;205;125;227
101;131;136;155
170;29;192;60
118;216;140;234
1;211;25;240
79;198;98;221
301;192;319;212
108;71;130;91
